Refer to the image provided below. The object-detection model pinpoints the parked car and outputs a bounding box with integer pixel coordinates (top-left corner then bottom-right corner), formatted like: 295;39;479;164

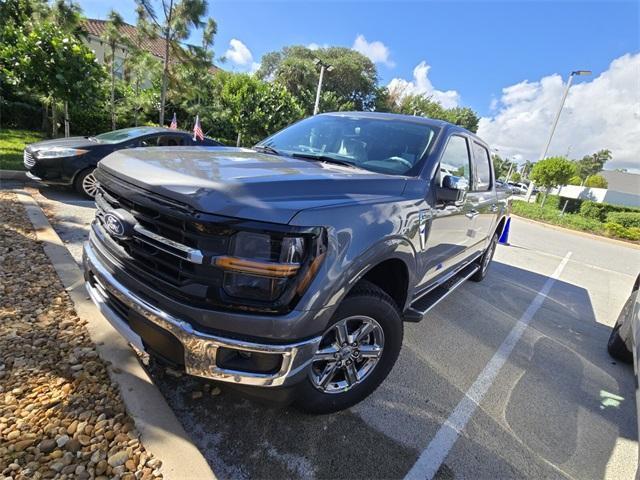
507;181;527;194
23;127;222;198
83;112;509;413
607;274;639;431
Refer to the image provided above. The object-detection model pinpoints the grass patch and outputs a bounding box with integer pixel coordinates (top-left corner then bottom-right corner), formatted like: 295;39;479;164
0;129;45;170
511;198;639;243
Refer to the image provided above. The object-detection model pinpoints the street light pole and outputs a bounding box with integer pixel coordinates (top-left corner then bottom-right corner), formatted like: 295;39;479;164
525;69;591;201
313;59;333;115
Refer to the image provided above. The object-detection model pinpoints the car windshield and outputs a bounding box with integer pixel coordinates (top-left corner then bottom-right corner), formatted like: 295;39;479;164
93;127;158;144
258;115;439;176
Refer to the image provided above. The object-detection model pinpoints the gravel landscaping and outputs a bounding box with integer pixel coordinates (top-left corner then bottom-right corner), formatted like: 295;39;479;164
0;191;162;480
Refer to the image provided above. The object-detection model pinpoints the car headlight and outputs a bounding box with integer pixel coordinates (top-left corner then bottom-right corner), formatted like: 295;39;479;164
213;229;326;303
36;147;89;158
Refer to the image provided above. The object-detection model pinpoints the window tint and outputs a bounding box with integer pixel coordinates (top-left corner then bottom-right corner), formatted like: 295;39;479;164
472;142;492;191
439;135;471;185
259;115;439;176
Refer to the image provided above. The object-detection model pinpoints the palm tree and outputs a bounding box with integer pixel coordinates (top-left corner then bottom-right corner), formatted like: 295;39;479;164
136;0;207;126
102;10;125;130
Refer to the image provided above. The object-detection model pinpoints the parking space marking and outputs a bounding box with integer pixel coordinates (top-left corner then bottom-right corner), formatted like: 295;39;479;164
405;251;573;480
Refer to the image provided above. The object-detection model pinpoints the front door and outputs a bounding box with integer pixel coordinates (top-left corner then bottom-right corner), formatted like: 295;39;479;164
467;141;497;255
418;134;476;289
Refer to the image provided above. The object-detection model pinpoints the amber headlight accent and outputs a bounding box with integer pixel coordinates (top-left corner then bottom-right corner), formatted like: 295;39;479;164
213;256;300;278
215;230;325;304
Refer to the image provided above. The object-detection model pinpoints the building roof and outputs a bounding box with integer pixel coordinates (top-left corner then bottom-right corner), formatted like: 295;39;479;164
83;18;220;72
601;170;640;195
84;19;168;59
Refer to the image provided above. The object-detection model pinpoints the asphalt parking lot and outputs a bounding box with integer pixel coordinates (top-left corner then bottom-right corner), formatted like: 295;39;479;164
17;185;640;479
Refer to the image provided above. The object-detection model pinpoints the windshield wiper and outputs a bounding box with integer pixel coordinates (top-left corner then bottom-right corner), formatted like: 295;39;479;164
252;144;282;156
290;152;359;169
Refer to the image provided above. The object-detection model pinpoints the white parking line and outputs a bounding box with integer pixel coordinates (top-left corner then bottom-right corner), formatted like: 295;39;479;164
405;251;573;480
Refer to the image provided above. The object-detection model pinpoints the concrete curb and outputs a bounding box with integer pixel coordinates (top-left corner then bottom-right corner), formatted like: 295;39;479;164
512;214;640;250
0;169;27;181
13;189;216;480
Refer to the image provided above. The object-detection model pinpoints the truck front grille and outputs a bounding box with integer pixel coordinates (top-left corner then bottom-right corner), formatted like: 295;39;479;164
94;187;228;308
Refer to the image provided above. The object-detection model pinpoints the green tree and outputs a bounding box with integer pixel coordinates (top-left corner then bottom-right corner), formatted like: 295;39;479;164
568;175;583;186
136;0;207;126
510;171;522;183
575;149;612;180
256;45;378;113
102;10;125;130
384;92;479;132
584;174;608;188
491;154;517;180
4;21;106;136
530;156;576;206
217;72;303;146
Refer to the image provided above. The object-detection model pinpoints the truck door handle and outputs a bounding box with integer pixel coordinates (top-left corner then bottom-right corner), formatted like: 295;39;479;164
465;209;479;219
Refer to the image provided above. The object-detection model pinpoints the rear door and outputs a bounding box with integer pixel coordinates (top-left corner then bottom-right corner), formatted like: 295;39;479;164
467;140;497;254
419;134;476;287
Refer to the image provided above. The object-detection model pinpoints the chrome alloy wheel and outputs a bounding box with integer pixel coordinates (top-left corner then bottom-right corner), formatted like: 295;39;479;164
309;315;385;393
82;172;99;198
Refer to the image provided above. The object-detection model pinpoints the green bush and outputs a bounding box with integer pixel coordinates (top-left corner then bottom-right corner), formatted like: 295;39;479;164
580;200;640;222
0;99;43;130
604;222;640;241
535;193;560;208
606;212;640;229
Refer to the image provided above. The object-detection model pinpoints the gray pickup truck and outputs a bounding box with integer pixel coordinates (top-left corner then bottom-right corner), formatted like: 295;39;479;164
83;112;509;413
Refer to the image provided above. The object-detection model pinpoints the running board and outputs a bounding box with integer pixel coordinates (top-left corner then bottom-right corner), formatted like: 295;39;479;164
403;263;480;322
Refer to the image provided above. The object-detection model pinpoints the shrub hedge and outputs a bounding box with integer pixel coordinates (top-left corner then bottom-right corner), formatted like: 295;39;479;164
606;212;640;229
579;200;640;222
604;222;640;241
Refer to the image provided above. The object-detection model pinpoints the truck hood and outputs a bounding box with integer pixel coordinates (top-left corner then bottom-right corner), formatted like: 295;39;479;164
28;136;97;151
98;147;408;224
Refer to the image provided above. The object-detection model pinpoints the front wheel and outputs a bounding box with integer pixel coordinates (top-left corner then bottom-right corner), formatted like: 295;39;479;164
293;280;403;414
74;168;98;199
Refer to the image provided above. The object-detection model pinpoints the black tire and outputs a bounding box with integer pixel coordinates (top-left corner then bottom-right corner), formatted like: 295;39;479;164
470;232;498;282
607;317;633;364
293;280;403;414
74;168;98;199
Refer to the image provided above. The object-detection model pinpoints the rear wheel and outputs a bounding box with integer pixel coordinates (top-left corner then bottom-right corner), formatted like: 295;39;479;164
293;280;403;414
607;308;633;363
470;232;498;282
74;168;98;198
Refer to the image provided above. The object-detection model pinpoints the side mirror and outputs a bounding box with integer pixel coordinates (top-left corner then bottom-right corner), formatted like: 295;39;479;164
436;175;469;204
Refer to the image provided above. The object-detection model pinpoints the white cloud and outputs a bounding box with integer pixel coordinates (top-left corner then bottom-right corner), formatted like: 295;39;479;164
224;38;253;66
477;53;640;171
387;61;460;109
352;34;395;67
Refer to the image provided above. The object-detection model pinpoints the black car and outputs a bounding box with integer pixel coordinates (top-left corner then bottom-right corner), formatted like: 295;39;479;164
24;127;222;198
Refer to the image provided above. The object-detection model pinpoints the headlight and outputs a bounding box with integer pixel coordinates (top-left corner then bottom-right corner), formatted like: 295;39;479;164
213;229;325;303
36;147;88;158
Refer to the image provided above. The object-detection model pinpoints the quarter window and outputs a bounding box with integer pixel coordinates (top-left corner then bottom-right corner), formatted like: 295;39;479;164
472;142;492;191
439;135;471;185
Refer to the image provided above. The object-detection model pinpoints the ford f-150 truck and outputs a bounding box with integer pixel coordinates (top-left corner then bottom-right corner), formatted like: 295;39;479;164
83;112;509;413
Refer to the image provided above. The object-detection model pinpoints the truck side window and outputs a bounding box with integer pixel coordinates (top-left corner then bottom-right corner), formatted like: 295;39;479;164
439;135;471;186
472;142;492;191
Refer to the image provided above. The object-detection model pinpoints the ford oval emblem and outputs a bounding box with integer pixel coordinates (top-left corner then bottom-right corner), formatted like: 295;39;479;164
103;209;135;239
104;213;125;237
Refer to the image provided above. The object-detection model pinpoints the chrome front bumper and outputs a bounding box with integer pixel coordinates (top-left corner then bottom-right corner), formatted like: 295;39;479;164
83;240;321;387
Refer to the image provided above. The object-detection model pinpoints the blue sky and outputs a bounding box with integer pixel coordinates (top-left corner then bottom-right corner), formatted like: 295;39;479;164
79;0;638;116
78;0;639;169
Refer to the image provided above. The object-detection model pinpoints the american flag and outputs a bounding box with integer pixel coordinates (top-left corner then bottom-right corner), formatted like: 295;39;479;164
169;113;177;129
193;115;204;141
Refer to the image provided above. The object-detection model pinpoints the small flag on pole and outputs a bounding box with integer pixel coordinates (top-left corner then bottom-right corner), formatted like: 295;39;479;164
193;115;204;141
169;113;177;129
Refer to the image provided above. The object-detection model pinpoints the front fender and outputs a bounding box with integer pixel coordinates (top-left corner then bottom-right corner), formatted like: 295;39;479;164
290;198;420;322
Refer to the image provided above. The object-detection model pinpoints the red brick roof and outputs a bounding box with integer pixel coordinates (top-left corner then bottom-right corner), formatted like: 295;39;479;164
83;18;220;72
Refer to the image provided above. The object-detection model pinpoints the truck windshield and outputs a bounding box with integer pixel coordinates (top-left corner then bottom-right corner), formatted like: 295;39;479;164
258;115;439;176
